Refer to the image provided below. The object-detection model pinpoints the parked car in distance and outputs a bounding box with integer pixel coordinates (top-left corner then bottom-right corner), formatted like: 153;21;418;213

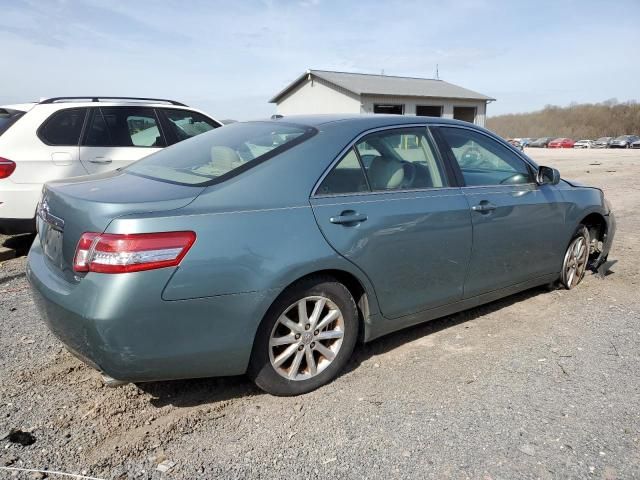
549;138;575;149
631;139;640;149
609;135;640;148
529;137;556;148
519;138;534;147
0;97;221;235
574;139;595;149
593;137;614;148
28;115;616;396
507;139;523;150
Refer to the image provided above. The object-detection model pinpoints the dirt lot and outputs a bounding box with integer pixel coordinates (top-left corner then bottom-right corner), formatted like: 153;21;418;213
1;148;639;479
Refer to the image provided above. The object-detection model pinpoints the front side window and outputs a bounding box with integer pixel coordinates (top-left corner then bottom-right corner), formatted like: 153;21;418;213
84;107;165;148
439;127;534;186
38;108;86;145
126;121;314;186
161;109;220;144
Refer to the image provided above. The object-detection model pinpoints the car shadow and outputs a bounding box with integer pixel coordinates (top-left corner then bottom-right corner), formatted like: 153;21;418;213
140;375;261;408
344;285;549;375
139;285;551;409
2;234;35;257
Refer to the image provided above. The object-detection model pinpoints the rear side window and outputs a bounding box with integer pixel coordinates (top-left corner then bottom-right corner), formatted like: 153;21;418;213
84;107;165;148
160;109;220;144
0;108;25;136
38;108;86;145
126;121;315;186
317;149;369;195
316;128;447;196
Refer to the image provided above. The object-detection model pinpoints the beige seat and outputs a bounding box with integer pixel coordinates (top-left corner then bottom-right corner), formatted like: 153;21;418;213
368;155;404;190
194;146;243;177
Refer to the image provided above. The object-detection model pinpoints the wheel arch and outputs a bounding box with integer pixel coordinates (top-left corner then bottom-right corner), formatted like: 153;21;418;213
264;268;375;346
578;212;608;266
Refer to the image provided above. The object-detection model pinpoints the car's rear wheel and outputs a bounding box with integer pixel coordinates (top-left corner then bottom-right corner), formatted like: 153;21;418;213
561;225;590;289
248;276;358;396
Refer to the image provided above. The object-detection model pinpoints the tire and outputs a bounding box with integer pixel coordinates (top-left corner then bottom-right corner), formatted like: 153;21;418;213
560;225;590;289
248;276;358;396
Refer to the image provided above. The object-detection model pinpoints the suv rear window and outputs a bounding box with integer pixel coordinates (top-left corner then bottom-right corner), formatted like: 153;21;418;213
160;109;220;144
38;108;86;145
126;121;315;186
0;108;25;136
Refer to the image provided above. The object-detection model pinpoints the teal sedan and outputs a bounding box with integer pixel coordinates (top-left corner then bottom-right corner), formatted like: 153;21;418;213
27;115;615;396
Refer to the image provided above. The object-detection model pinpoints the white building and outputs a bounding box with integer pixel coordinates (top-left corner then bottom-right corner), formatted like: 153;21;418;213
270;70;495;127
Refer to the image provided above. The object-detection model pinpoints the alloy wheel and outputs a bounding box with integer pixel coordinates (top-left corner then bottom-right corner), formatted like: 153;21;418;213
268;296;345;381
563;235;589;288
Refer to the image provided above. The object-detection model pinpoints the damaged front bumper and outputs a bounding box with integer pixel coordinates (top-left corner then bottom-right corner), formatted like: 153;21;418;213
594;211;616;269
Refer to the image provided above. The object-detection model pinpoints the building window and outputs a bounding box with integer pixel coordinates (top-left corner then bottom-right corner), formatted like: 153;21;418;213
373;104;404;115
453;106;476;124
416;105;443;117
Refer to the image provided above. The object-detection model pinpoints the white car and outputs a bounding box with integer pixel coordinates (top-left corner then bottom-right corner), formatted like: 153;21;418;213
0;97;221;234
573;139;594;149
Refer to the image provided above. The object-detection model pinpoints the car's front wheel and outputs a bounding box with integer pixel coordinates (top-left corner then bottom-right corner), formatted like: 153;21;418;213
248;276;358;396
561;225;590;289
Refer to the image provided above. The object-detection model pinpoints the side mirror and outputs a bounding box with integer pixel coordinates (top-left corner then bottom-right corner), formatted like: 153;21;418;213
537;166;560;185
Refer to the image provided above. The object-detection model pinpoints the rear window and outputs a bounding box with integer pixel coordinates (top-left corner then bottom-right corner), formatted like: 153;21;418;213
0;108;25;136
125;121;316;186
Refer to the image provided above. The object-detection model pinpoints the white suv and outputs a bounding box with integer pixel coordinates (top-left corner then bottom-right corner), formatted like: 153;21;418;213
0;97;221;234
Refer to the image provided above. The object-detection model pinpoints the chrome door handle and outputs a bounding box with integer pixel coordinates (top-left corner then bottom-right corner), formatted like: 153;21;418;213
89;157;112;164
471;202;497;213
330;211;368;225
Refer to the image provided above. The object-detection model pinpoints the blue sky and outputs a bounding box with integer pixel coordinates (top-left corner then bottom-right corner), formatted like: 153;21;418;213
1;0;639;120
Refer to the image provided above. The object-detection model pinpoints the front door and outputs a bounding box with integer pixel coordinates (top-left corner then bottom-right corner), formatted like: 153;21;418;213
79;107;165;174
435;126;567;298
310;127;473;319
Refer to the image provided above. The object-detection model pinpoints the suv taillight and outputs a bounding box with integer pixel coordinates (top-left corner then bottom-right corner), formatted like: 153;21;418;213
0;158;16;179
73;231;196;273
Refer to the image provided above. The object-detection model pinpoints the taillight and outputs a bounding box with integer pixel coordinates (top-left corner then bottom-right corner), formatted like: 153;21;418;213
73;231;196;274
0;158;16;179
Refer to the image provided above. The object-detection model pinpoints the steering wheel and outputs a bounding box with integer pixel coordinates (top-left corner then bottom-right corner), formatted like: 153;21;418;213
401;161;417;188
461;147;493;169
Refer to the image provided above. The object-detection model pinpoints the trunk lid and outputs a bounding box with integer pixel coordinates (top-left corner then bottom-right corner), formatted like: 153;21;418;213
37;170;204;280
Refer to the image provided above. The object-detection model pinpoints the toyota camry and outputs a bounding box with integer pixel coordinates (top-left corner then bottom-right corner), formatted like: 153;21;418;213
27;115;615;396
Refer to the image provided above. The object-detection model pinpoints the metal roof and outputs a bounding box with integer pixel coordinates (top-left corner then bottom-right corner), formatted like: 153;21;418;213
270;69;495;103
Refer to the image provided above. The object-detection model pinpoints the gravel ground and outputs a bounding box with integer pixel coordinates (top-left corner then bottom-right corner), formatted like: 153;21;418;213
1;149;639;479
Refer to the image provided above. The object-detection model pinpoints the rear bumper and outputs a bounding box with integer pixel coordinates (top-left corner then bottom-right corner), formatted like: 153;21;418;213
27;239;277;382
0;180;42;228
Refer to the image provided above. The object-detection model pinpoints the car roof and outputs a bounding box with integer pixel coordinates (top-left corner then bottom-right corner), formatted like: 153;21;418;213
255;114;480;129
0;103;37;112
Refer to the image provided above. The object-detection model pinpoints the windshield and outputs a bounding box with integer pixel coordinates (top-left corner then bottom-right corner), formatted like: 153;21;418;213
614;136;628;141
126;121;315;186
0;109;25;136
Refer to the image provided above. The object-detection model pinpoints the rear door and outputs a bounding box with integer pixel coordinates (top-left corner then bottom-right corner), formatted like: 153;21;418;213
79;106;165;174
311;127;472;319
37;108;86;175
434;125;567;298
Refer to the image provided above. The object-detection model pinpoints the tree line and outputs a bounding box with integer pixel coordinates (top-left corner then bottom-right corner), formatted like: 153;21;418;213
486;99;640;139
